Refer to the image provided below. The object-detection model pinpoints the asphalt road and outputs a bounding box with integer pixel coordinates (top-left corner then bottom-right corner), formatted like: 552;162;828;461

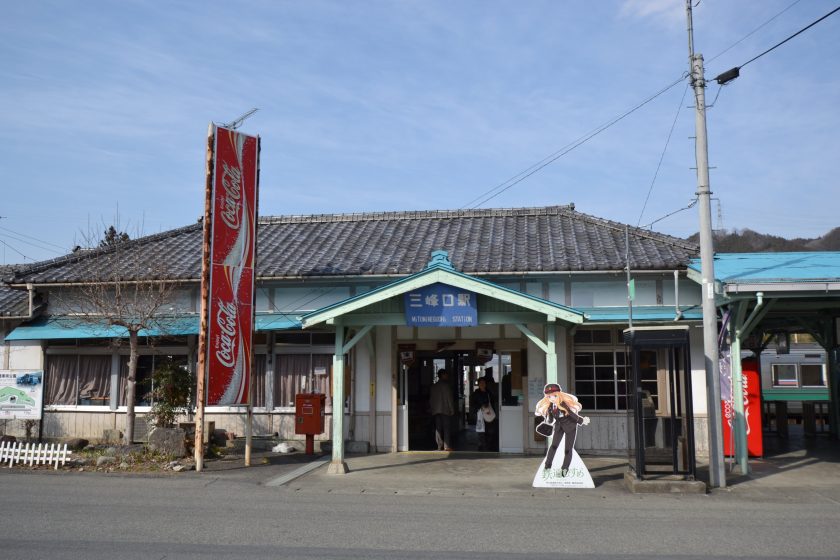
1;470;838;559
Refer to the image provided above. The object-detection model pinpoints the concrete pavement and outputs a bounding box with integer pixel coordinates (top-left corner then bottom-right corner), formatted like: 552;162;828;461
228;431;840;504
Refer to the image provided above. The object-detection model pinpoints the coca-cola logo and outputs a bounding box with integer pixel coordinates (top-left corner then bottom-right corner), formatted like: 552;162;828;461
215;300;238;368
220;162;242;230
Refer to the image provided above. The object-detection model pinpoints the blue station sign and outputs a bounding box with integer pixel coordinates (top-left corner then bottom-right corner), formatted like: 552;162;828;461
404;283;477;327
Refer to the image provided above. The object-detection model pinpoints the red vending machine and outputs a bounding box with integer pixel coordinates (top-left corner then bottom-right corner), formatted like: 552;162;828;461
722;358;763;457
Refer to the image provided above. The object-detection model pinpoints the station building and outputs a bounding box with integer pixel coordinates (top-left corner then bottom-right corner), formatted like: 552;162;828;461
1;205;712;457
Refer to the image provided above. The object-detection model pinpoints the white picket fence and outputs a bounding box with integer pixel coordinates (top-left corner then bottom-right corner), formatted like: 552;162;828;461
0;441;72;470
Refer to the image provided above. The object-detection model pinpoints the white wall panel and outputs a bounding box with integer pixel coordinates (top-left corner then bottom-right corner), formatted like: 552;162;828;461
460;325;500;339
352;336;371;412
548;281;565;304
8;341;42;370
376;327;394;412
690;325;708;414
273;287;351;312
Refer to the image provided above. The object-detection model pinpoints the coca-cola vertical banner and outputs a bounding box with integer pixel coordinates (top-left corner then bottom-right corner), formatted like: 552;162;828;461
206;125;259;405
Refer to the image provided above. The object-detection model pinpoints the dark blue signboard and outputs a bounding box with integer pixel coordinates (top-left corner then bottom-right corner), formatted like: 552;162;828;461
404;283;478;327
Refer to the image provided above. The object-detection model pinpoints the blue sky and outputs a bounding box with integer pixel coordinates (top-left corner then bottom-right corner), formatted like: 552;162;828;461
2;0;838;263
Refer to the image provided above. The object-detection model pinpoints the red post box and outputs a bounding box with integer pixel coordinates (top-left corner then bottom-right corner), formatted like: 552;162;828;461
295;393;326;454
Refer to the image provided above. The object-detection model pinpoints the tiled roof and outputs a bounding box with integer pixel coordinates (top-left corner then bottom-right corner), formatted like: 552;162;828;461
0;265;31;317
6;206;698;285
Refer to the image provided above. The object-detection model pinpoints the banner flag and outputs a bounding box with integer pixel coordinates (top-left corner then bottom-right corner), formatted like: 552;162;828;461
205;125;259;406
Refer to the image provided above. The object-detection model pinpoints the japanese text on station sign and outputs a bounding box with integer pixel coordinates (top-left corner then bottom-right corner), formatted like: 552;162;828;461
404;283;477;327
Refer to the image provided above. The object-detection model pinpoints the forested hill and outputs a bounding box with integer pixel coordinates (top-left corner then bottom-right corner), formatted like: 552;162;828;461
686;228;840;252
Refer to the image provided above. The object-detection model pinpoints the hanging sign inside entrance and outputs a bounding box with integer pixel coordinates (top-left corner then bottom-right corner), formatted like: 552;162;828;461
404;283;477;327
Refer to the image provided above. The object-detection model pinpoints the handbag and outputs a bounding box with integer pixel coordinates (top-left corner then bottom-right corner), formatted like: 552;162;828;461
475;410;486;433
535;421;554;437
481;404;496;423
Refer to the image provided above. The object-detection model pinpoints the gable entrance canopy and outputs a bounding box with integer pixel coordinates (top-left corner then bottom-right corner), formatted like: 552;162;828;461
687;252;840;475
300;250;585;474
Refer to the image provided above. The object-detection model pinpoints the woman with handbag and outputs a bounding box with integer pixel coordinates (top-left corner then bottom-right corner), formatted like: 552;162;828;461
535;383;590;476
470;377;497;451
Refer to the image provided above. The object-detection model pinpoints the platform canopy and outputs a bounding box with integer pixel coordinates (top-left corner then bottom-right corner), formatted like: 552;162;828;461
687;252;840;474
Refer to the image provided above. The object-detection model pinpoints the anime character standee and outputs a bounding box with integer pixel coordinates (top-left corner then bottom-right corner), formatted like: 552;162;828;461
535;383;590;477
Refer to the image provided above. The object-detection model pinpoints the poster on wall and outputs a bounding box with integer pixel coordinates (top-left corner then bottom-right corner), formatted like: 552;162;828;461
532;383;595;489
0;370;44;420
398;344;416;367
206;125;259;406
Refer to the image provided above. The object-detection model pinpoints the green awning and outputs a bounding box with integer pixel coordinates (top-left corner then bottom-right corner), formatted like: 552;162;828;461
580;305;702;323
4;315;200;340
5;313;301;341
254;314;301;331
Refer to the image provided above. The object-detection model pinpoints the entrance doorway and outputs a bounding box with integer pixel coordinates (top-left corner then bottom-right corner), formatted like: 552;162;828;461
400;350;505;452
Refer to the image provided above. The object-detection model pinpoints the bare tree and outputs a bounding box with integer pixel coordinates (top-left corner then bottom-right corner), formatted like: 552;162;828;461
58;225;181;445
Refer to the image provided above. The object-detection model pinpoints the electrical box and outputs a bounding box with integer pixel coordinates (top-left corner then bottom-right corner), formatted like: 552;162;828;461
295;393;326;435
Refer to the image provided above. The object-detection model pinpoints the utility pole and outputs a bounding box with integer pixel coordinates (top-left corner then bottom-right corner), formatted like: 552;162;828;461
686;0;726;488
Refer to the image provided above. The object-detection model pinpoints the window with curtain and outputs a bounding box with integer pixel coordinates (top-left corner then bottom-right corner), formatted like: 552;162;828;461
45;354;111;406
273;353;332;408
119;354;189;406
251;354;266;407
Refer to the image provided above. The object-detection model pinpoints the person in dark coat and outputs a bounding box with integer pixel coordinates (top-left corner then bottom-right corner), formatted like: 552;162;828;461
470;377;498;451
535;383;590;476
429;369;456;451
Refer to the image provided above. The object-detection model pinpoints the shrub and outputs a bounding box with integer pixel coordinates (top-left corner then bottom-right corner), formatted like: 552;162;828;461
146;358;193;429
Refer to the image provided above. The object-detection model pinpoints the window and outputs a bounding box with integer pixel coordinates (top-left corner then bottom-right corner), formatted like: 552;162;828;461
637;350;659;410
274;353;332;408
573;350;629;411
275;331;336;346
573;329;657;412
119;354;189;406
251;354;267;407
771;364;798;387
45;355;111;406
799;364;826;387
573;329;612;345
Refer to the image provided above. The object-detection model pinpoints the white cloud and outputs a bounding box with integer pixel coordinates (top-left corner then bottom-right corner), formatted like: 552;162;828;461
620;0;687;27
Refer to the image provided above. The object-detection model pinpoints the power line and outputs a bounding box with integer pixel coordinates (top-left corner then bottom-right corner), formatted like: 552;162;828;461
713;4;840;84
462;74;688;210
707;0;803;64
0;230;65;256
741;5;840;69
0;239;33;262
636;83;690;227
641;198;698;230
0;225;67;250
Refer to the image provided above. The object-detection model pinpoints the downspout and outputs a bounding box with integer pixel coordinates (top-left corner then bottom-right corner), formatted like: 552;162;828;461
674;271;682;320
27;283;35;318
3;283;39;320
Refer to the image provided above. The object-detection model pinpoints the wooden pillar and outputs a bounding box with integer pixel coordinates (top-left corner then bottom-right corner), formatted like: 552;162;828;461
328;323;349;474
